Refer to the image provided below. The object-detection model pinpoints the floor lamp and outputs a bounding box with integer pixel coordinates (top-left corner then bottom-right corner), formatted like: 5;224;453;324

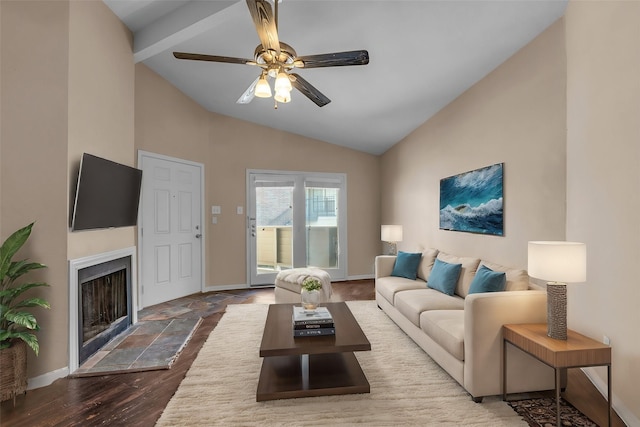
528;241;587;340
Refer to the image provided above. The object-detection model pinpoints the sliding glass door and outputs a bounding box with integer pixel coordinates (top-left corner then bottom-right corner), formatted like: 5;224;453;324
247;170;347;286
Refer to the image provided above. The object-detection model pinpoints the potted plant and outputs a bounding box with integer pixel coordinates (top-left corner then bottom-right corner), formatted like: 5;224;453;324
0;223;50;403
300;277;322;311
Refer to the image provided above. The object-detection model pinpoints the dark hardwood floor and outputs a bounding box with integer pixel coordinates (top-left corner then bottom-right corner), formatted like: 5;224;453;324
0;280;624;426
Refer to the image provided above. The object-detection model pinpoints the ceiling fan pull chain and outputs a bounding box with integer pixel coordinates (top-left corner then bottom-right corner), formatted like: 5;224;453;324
274;99;278;110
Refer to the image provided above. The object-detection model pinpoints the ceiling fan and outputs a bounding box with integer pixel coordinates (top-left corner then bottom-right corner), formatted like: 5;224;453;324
173;0;369;108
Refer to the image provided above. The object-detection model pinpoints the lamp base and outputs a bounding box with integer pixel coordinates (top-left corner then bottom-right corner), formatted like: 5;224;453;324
383;242;398;256
546;282;567;340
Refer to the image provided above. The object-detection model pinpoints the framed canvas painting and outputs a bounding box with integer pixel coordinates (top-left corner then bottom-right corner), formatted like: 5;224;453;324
439;163;504;236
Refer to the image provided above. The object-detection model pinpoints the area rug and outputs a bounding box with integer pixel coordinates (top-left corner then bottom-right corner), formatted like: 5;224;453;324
508;397;597;427
72;317;202;377
156;301;526;426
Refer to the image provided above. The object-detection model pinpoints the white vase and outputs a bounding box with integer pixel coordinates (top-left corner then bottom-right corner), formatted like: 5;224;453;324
301;288;320;311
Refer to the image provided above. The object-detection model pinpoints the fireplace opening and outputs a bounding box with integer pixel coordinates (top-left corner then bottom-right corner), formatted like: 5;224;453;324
78;256;132;365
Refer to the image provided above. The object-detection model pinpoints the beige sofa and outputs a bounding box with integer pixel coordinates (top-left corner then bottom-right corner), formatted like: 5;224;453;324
375;249;555;402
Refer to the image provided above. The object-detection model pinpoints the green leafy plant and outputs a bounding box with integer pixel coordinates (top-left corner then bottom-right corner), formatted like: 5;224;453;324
301;277;322;292
0;223;50;356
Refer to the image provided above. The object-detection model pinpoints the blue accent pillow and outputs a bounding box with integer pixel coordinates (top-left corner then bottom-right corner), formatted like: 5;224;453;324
391;251;422;280
428;259;462;296
468;265;507;294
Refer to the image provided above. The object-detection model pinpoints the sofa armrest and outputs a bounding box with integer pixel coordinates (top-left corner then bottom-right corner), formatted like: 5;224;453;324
375;255;396;280
463;290;549;398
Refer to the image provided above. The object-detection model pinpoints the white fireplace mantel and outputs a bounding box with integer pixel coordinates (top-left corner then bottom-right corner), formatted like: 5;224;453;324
68;247;137;373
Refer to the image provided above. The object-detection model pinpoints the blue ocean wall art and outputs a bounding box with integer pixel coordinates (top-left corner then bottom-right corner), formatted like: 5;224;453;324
439;163;504;236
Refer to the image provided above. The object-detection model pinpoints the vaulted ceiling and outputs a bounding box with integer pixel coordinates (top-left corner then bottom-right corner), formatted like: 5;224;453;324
104;0;567;155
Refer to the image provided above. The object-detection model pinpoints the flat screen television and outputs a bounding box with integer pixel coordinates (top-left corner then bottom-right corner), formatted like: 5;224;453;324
71;153;143;231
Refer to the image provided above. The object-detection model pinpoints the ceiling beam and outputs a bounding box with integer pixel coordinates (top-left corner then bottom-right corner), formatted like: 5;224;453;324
133;0;242;63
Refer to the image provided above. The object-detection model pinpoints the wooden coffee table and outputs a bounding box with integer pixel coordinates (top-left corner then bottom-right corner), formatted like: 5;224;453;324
256;302;371;401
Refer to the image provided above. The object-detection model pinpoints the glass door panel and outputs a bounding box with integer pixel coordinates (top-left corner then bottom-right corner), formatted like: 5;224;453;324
305;185;339;269
249;174;295;285
248;171;347;286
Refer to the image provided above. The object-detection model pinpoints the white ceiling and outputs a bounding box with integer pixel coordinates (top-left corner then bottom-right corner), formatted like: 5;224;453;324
104;0;567;155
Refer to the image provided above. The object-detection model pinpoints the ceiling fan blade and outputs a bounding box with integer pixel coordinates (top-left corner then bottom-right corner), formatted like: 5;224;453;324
173;52;254;65
295;50;369;69
290;73;331;107
246;0;280;56
237;76;260;104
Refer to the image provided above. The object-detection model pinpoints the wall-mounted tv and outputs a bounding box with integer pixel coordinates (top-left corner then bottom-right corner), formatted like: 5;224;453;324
71;153;143;231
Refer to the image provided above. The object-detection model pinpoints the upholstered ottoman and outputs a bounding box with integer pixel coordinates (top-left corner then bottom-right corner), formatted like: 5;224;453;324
274;268;333;304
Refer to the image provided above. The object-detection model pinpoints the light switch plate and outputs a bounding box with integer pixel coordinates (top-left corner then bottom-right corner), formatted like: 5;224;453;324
212;216;218;224
211;205;221;214
237;206;243;215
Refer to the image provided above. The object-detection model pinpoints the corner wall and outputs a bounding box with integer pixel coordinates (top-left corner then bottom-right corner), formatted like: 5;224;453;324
380;20;567;268
67;0;136;260
1;0;135;380
565;1;640;423
1;0;71;378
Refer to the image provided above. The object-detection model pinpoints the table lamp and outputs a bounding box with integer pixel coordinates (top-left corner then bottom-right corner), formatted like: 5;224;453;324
381;225;403;255
528;241;587;340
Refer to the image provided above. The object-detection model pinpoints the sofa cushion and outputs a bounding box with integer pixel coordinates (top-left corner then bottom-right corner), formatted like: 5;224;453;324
427;259;461;296
420;310;465;361
436;252;481;298
479;260;529;291
391;251;422;280
417;248;439;281
394;289;464;327
468;265;506;294
376;276;426;305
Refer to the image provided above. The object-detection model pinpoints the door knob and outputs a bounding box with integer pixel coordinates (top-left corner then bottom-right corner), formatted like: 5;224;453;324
195;234;202;238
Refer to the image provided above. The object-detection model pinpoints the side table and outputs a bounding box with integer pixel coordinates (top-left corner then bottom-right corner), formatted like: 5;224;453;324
502;323;612;427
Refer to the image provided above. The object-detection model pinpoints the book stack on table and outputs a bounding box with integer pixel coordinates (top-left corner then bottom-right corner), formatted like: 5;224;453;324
292;306;335;337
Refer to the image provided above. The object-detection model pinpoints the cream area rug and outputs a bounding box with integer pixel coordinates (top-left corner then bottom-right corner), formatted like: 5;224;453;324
156;301;527;426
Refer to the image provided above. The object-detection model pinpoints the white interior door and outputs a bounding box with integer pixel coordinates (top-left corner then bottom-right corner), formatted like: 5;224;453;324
138;152;203;307
247;170;347;286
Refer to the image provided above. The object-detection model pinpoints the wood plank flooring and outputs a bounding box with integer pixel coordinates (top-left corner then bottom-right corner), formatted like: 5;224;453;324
0;280;624;426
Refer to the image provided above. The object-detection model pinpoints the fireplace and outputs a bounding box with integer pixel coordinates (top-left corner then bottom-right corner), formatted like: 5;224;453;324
69;247;137;373
77;256;132;365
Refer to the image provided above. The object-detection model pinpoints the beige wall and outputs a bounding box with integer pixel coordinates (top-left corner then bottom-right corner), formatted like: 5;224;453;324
135;64;380;286
565;1;640;423
67;0;135;260
1;0;71;378
1;0;135;379
381;20;567;269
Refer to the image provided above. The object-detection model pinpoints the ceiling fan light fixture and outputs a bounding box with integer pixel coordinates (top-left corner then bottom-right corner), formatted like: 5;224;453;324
274;87;291;103
254;75;272;98
275;71;292;92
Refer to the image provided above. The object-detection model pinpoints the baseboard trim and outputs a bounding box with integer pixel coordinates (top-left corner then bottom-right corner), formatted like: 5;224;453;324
202;275;374;293
203;283;251;292
27;366;69;391
346;274;374;281
581;366;638;427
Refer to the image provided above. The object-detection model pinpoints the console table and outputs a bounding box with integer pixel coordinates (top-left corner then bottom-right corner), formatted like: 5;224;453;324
502;324;612;427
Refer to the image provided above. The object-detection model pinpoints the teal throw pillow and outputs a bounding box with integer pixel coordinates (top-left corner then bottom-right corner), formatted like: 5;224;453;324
391;251;422;280
428;258;462;296
468;265;507;294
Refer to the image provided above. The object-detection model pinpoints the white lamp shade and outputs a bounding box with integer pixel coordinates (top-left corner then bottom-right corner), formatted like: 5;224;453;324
275;71;292;92
254;77;272;98
381;225;403;242
274;88;291;103
528;241;587;283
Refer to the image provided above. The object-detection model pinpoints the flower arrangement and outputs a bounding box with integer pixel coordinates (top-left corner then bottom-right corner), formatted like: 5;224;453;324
301;277;322;292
